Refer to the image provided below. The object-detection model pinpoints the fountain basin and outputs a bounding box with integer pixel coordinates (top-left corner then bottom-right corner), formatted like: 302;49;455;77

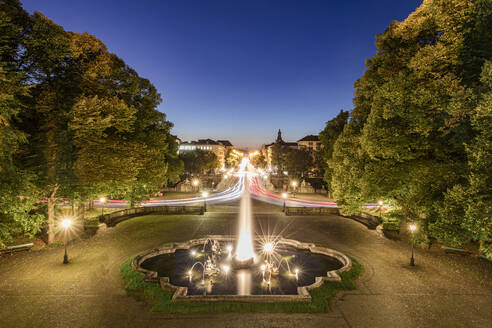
131;235;352;302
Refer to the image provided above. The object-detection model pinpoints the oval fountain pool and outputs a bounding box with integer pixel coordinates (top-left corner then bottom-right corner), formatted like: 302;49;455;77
132;236;352;302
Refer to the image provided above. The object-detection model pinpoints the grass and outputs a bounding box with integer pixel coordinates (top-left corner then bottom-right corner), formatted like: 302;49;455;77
120;255;362;313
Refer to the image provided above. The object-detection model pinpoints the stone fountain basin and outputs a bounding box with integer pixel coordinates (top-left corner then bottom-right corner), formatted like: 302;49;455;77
131;235;352;302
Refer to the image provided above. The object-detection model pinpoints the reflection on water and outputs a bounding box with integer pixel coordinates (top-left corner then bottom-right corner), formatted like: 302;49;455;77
236;270;252;295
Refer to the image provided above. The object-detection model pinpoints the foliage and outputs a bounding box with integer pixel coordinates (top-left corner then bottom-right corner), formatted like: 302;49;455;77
0;0;44;247
179;149;219;175
250;152;266;169
0;1;182;243
120;255;362;313
329;0;492;248
225;148;241;168
319;110;349;191
284;148;313;179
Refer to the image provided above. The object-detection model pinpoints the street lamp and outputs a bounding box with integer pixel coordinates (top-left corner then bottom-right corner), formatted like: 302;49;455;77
409;224;417;266
282;192;288;212
61;218;72;264
202;191;209;212
99;197;107;218
378;200;383;220
192;179;199;192
291;180;298;198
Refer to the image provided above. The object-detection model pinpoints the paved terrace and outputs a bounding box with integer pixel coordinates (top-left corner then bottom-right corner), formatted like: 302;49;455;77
0;200;490;328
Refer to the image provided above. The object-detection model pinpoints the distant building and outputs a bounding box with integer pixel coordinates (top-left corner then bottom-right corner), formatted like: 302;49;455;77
178;138;236;169
217;140;234;151
297;135;322;151
261;129;297;170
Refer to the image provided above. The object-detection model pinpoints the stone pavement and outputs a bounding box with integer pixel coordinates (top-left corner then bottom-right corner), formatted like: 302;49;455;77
0;200;490;328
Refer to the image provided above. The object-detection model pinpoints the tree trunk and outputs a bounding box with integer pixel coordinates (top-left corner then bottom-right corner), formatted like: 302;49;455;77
77;199;85;226
47;185;59;244
89;199;94;210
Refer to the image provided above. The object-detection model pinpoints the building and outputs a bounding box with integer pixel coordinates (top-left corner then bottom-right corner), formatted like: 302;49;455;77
297;135;322;151
261;130;298;170
178;139;235;169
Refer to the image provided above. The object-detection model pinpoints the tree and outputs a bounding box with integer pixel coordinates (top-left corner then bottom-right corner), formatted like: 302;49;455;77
0;0;43;247
284;148;313;179
251;152;266;169
180;150;219;175
225;148;241;168
270;143;288;173
330;0;492;249
4;3;183;243
319;110;349;191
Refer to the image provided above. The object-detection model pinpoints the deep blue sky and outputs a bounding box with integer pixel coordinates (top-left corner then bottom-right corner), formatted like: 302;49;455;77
22;0;421;149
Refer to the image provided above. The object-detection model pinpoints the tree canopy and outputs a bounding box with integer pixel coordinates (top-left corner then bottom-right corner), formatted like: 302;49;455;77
327;0;491;255
0;0;182;245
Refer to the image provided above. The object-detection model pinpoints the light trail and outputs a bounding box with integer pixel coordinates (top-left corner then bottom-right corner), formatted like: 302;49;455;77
248;173;378;208
94;178;245;208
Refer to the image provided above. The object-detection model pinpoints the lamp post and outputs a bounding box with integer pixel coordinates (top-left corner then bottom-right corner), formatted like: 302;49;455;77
99;197;107;219
202;191;209;212
282;192;288;212
192;179;199;192
291;180;297;198
61;218;72;264
409;224;417;266
378;200;383;220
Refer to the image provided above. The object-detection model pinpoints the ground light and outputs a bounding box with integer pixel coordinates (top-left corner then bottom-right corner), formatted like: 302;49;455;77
202;191;209;212
409;223;417;266
61;218;72;264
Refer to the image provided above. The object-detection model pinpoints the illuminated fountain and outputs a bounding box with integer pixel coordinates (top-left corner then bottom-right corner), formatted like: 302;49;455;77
131;159;352;301
233;186;256;267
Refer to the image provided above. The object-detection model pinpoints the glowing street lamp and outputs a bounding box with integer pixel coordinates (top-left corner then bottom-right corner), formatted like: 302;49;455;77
282;192;288;212
202;191;209;212
192;179;199;192
61;218;72;264
291;180;298;198
263;242;274;254
409;224;417;266
99;197;107;218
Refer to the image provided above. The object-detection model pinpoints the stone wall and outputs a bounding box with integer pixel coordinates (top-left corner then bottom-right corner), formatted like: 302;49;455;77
285;207;339;216
101;206;204;227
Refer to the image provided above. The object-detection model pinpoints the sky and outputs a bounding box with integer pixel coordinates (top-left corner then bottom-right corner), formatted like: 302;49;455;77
21;0;422;150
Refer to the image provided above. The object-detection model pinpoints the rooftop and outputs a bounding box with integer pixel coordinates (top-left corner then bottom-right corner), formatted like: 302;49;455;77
298;135;319;142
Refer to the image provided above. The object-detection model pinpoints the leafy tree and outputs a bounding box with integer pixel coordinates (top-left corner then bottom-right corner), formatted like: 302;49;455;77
330;0;492;249
270;142;288;173
284;148;313;179
0;0;43;246
251;152;266;169
180;150;219;175
3;3;183;243
319;110;349;191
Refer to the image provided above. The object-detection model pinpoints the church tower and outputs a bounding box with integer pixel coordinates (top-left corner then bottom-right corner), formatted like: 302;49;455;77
276;129;283;143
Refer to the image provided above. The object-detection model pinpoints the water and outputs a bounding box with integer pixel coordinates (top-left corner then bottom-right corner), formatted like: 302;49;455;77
141;243;343;295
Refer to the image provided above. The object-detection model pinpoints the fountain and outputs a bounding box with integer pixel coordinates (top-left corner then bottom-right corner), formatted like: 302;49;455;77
131;159;352;302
